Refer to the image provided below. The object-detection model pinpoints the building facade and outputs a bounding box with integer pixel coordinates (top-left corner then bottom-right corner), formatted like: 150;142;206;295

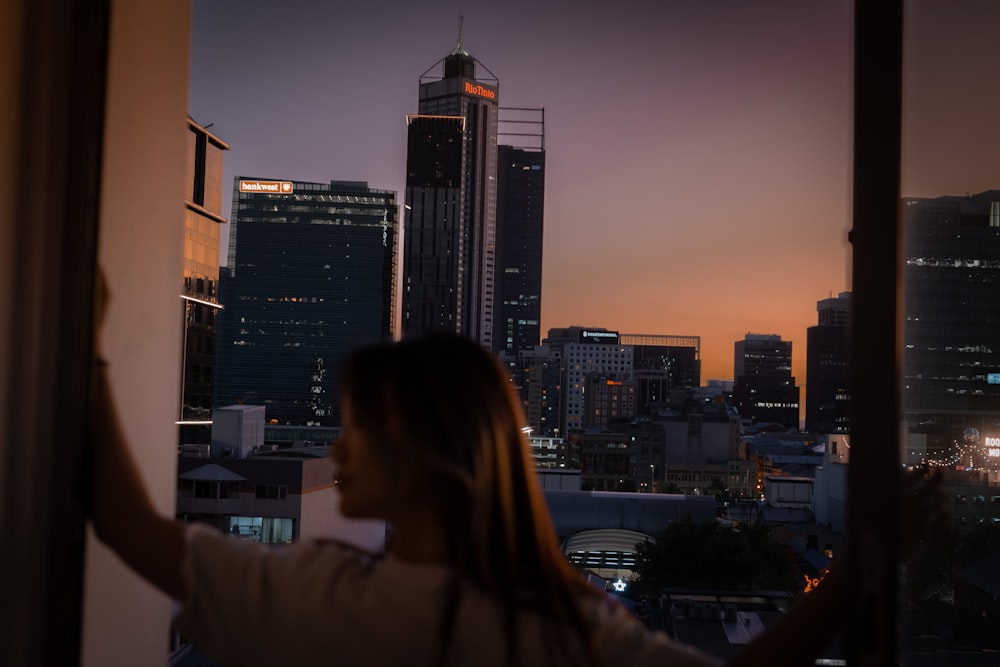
622;333;701;418
805;292;851;434
181;118;229;426
214;178;397;426
402;34;499;346
903;191;1000;457
583;376;637;430
503;344;563;437
545;327;634;433
733;333;800;429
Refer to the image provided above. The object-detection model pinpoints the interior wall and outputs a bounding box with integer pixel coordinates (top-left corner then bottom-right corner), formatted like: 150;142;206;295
81;1;192;664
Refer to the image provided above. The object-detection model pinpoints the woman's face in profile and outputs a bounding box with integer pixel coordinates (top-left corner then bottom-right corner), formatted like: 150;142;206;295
329;399;396;520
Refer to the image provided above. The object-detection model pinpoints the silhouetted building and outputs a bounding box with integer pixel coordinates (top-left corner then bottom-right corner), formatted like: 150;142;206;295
584;375;637;430
402;30;499;346
181;118;229;428
623;333;701;417
903;191;1000;451
805;292;851;434
494;131;545;354
571;430;633;490
733;333;800;429
214;178;397;426
503;345;562;437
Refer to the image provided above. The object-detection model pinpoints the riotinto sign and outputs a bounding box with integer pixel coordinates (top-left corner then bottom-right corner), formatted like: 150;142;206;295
463;81;496;100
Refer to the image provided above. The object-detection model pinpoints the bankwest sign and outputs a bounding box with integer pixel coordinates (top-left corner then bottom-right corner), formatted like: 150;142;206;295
464;81;496;100
240;180;294;194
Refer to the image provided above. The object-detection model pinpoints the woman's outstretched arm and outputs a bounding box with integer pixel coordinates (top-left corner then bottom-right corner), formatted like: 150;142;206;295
90;361;187;600
726;468;947;667
726;564;846;667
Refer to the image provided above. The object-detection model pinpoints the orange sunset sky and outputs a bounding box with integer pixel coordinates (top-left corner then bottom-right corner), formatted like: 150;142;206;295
189;0;1000;388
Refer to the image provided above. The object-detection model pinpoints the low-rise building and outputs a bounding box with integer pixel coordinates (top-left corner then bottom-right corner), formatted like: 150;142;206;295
175;449;386;551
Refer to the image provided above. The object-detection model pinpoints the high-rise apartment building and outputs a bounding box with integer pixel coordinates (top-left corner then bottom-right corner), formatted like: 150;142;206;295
493;109;545;354
214;178;397;426
806;292;851;434
903;191;1000;448
402;32;499;346
181;117;229;424
733;333;800;429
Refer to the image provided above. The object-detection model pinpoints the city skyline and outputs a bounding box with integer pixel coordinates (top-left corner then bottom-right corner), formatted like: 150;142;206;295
188;0;1000;383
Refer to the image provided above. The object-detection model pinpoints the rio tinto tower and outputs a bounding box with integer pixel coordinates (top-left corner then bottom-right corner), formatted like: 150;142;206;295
401;21;499;347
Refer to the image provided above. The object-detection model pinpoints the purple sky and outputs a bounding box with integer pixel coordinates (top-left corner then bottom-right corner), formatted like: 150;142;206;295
188;0;1000;383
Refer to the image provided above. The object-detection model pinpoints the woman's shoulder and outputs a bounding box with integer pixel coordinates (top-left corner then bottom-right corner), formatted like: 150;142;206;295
577;593;722;667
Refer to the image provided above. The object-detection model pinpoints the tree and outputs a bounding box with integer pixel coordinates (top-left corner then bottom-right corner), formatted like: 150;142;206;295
901;522;1000;606
632;515;800;596
706;476;728;498
902;524;960;604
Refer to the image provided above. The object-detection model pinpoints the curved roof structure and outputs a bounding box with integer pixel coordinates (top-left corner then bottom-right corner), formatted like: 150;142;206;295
562;528;653;578
543;490;717;539
563;528;653;554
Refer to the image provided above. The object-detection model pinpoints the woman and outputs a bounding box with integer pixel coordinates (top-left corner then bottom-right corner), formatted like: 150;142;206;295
90;329;941;666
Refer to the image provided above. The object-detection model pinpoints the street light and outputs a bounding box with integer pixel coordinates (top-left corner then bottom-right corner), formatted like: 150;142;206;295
649;464;654;493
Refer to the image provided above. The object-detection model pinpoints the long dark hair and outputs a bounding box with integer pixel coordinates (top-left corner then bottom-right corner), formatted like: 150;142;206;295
340;332;599;664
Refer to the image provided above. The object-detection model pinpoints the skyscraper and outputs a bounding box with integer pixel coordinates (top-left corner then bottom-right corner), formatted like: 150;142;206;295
402;29;499;346
181;117;228;425
733;333;800;429
493;109;545;355
805;292;851;434
903;191;1000;447
215;178;397;426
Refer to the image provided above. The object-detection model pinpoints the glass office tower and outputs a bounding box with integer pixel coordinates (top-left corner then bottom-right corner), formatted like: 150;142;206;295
215;178;397;426
903;190;1000;452
402;32;499;347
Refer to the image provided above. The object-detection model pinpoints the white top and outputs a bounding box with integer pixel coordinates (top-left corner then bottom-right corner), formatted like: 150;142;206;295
176;525;722;667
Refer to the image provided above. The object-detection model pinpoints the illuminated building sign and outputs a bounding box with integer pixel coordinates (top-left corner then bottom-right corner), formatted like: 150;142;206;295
581;330;620;344
239;180;294;194
803;568;829;593
463;81;497;100
986;436;1000;457
990;373;1000;384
